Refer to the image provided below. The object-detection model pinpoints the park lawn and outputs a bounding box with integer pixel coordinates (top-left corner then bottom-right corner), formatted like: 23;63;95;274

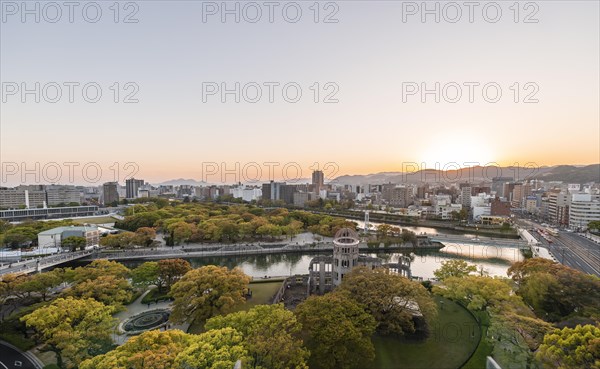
462;310;493;369
186;280;283;334
370;297;481;369
72;216;117;224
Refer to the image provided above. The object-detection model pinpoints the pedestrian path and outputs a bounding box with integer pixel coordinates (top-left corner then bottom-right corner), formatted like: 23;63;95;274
113;288;189;345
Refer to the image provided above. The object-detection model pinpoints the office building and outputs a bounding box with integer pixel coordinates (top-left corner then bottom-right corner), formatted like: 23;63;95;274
548;190;569;226
382;184;413;207
125;178;145;199
0;186;47;209
491;177;513;198
312;170;325;194
46;185;81;206
102;182;120;205
569;193;600;230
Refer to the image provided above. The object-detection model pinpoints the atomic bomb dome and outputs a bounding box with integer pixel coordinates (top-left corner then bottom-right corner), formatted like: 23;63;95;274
332;228;360;286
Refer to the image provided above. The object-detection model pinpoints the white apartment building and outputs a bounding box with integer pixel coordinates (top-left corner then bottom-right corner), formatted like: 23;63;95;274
230;186;262;202
569;193;600;230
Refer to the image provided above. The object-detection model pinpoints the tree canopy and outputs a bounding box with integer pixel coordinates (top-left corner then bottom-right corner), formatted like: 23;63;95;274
337;266;437;336
508;258;600;322
170;265;250;324
296;293;377;369
21;297;116;369
536;324;600;369
205;304;309;369
80;328;249;369
433;259;477;280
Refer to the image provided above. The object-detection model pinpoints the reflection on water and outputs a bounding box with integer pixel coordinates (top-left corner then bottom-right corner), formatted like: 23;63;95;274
118;244;523;279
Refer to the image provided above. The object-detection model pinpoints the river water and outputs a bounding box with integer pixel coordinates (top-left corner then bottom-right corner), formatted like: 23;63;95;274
115;242;523;279
76;221;524;279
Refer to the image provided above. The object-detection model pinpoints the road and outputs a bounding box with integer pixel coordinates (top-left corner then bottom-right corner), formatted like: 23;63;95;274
0;250;94;277
548;232;600;276
516;218;600;276
0;342;41;369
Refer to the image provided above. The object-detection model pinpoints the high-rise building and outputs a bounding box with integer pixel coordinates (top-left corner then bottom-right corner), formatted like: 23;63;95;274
382;184;412;207
460;185;472;209
312;170;324;193
46;185;81;206
262;181;284;202
548;190;569;226
491;177;514;198
102;182;120;205
125;178;145;199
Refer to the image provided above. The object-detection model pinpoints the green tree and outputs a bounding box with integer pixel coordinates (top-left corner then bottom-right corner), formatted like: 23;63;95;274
61;236;87;251
508;258;600;322
296;293;376;369
133;227;156;247
99;232;135;249
588;220;600;232
536;324;600;369
433;259;477;280
131;261;160;288
174;328;250;369
205;304;309;369
158;258;191;292
20;268;65;301
170;265;250;324
0;273;27;308
433;275;518;311
21;297;116;369
70;259;130;283
2;227;36;248
168;221;196;244
80;328;249;369
63;275;132;309
337;266;437;336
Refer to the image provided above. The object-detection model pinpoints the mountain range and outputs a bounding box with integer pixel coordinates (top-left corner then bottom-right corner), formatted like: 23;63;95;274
332;164;600;185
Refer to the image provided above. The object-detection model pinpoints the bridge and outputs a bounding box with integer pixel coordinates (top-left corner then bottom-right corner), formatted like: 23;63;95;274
429;234;529;249
0;250;94;277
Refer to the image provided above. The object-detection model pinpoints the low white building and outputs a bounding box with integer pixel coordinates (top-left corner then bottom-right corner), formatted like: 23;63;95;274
37;225;100;251
230;186;262;202
473;205;491;221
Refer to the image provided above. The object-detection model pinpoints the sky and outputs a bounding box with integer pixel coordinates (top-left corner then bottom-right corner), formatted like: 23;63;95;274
0;0;599;185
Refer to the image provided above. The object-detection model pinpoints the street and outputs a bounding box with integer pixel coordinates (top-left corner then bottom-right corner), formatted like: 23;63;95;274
0;342;41;369
516;218;600;276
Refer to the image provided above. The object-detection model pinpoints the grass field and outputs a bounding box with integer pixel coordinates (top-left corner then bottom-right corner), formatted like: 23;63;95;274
72;216;117;224
187;280;283;334
370;297;481;369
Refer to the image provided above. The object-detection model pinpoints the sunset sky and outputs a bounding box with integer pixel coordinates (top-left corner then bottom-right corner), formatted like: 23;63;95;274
1;1;598;185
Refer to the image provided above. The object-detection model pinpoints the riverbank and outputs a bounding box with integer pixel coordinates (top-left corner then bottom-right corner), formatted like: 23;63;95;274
88;240;445;261
311;210;520;239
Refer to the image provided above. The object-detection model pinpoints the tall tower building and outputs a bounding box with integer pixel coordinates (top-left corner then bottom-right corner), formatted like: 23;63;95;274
332;228;360;286
312;170;324;194
125;178;144;199
103;182;120;205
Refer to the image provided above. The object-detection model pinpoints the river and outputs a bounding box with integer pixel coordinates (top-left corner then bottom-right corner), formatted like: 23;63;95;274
112;242;523;279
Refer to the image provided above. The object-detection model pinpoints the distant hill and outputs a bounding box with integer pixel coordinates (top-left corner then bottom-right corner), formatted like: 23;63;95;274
333;165;600;185
531;164;600;183
155;178;209;186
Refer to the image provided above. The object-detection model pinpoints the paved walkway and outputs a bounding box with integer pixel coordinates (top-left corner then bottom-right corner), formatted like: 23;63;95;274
113;288;189;345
